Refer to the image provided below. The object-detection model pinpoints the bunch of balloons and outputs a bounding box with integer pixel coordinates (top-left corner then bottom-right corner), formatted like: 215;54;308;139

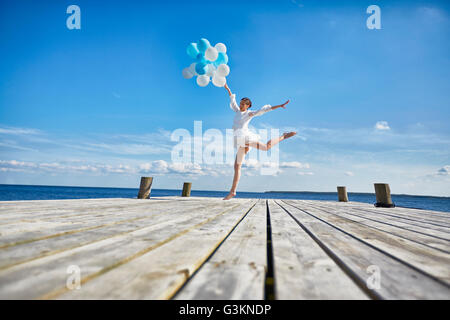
182;38;230;87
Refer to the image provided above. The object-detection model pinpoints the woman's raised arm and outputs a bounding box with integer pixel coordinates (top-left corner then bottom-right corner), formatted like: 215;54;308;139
224;83;232;96
225;83;240;112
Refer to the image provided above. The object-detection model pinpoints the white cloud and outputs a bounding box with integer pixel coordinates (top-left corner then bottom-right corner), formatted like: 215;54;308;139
169;162;203;175
0;159;137;175
280;161;309;168
97;164;133;174
297;172;314;175
242;158;260;169
139;160;216;176
0;167;26;172
0;158;231;178
345;171;354;176
0;126;43;136
241;161;312;176
241;159;283;176
374;121;390;131
0;160;38;168
145;161;168;174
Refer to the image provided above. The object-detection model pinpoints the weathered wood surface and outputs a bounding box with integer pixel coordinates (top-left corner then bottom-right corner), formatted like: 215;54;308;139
174;200;267;300
268;200;368;299
0;197;449;300
278;200;449;299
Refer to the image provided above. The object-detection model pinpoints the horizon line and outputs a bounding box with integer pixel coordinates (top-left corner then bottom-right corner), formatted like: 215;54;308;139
0;183;449;199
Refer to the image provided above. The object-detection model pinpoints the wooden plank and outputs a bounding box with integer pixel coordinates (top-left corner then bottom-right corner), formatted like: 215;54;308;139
275;200;450;299
304;200;450;230
324;200;450;221
296;200;450;253
0;198;236;245
0;196;213;215
0;200;255;299
174;199;267;300
0;198;152;214
0;202;176;236
55;200;258;299
282;200;450;284
0;196;242;213
297;200;450;240
0;200;246;270
268;200;368;299
0;199;162;224
0;197;211;222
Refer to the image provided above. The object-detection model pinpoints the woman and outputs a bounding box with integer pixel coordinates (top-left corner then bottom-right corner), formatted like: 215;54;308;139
223;83;297;200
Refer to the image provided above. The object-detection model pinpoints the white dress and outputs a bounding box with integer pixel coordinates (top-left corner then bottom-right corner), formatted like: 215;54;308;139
229;93;272;148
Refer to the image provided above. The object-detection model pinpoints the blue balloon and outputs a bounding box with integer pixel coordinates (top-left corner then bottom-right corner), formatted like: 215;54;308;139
195;62;208;75
213;52;228;67
196;53;206;64
197;38;210;53
187;43;200;59
222;53;229;64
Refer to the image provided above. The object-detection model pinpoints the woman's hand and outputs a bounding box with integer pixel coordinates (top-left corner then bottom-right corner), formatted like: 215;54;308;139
272;99;290;110
280;99;290;109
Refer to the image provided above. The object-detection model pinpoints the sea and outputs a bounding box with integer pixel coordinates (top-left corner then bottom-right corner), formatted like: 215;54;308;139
0;184;449;213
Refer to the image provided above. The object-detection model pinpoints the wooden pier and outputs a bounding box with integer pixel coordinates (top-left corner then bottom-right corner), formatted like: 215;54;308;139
0;197;449;299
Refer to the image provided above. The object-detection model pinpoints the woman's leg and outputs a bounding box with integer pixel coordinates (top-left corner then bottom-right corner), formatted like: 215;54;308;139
247;131;297;151
223;132;296;200
223;146;250;200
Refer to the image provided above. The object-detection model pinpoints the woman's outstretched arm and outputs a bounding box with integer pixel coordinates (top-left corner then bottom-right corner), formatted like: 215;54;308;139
250;99;290;117
271;99;290;111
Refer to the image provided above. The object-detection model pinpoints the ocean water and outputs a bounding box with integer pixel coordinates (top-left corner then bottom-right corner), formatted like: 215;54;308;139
0;184;449;213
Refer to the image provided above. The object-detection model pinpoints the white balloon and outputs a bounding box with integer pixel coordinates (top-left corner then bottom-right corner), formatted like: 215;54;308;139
182;67;194;79
188;62;197;75
215;43;227;53
205;47;218;62
206;64;216;77
216;64;230;77
197;75;210;87
212;74;226;87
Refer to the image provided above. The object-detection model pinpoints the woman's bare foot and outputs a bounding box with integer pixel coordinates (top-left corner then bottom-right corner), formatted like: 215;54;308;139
283;131;297;139
223;192;236;200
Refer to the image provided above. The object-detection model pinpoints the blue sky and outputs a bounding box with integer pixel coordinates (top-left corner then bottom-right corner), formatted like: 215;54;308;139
0;0;449;196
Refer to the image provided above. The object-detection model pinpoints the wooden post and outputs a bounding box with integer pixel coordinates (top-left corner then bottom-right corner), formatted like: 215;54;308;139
137;177;153;199
374;183;395;208
181;182;192;197
337;186;348;202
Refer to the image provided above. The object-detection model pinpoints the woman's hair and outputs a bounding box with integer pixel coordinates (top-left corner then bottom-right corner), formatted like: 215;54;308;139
240;97;252;108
